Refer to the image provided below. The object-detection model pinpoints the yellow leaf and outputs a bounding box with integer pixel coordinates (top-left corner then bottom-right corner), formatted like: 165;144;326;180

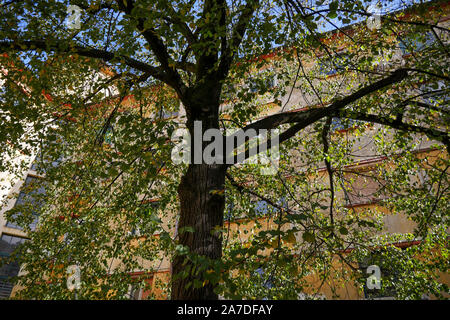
286;233;296;244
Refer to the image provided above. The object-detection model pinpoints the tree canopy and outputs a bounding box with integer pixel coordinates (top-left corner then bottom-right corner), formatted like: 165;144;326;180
0;0;449;299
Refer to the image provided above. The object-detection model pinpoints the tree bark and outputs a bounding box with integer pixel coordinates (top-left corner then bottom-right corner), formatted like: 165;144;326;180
172;163;225;299
171;86;225;299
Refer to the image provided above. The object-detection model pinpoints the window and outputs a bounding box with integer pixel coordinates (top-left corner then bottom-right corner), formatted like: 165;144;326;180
278;197;288;210
30;149;61;173
249;79;258;93
126;276;153;300
127;284;143;300
253;267;276;300
420;81;449;107
252;200;271;216
224;202;234;221
250;197;287;217
0;234;27;299
331;117;359;131
6;176;45;231
398;32;435;55
30;157;39;172
103;125;114;145
318;53;350;76
0;280;14;300
226;197;286;221
248;70;277;94
255;268;273;289
0;234;26;255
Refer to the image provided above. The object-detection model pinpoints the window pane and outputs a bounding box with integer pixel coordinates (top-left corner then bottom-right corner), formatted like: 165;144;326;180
398;32;434;55
255;200;269;215
5;176;45;231
30;150;61;173
0;235;27;299
0;279;14;299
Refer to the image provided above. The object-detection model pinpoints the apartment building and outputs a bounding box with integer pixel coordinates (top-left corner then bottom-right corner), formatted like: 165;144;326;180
0;1;448;300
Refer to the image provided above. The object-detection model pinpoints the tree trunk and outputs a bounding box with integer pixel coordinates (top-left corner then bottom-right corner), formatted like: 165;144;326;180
172;163;225;299
171;85;225;299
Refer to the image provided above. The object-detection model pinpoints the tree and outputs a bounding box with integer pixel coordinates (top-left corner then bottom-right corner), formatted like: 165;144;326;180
0;0;448;300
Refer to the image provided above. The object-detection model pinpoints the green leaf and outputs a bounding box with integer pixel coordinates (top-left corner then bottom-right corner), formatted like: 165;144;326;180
303;232;315;243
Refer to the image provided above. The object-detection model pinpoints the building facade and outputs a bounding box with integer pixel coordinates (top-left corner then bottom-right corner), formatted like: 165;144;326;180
1;1;449;300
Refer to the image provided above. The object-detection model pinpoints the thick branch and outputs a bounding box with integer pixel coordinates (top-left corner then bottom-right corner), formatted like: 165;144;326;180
174;61;196;73
227;69;409;166
321;117;335;227
242;69;409;133
194;0;228;80
340;112;450;152
116;0;186;95
218;1;259;80
0;39;168;83
161;14;197;47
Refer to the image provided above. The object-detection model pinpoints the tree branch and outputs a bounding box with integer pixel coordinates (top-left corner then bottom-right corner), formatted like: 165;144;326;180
218;1;259;80
0;39;169;83
115;0;186;95
240;69;409;133
161;13;197;47
321;117;335;227
226;69;409;166
339;112;450;152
